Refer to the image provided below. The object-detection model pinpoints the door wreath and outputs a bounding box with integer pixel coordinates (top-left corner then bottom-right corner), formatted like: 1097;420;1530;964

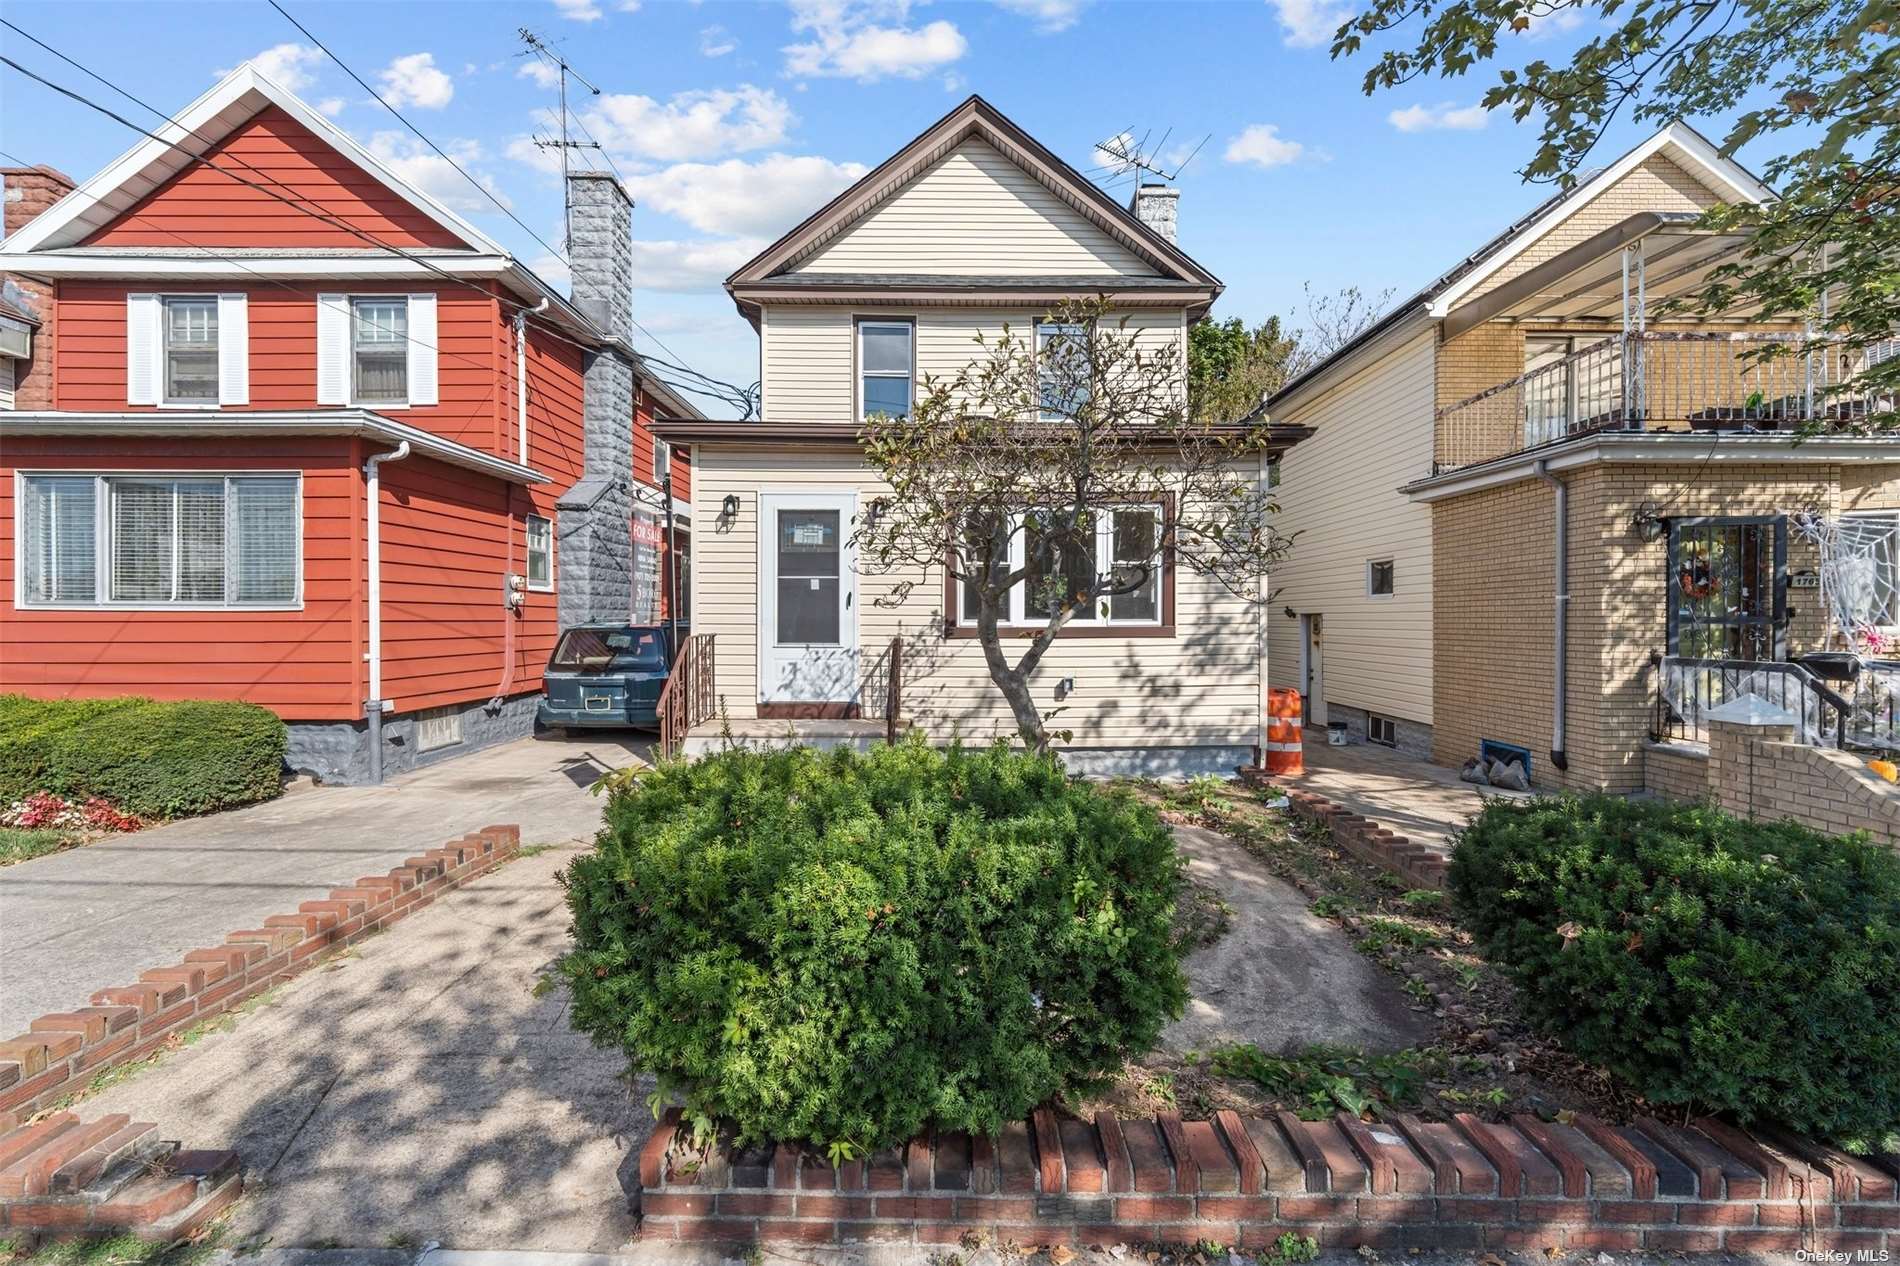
1678;558;1720;600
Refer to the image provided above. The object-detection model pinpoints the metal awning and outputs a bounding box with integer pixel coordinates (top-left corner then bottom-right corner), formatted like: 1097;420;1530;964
1441;213;1758;340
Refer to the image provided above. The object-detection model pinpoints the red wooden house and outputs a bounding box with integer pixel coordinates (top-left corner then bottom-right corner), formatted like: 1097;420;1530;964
0;63;700;782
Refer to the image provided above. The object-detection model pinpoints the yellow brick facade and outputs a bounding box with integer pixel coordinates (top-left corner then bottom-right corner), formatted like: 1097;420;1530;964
1709;718;1900;848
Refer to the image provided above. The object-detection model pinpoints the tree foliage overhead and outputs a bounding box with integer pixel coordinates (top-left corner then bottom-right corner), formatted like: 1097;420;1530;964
1332;0;1900;425
854;298;1292;751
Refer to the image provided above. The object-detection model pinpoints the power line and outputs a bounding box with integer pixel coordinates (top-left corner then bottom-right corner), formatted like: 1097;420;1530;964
265;0;568;266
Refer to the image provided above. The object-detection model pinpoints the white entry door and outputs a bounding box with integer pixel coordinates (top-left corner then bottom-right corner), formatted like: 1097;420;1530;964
758;492;859;710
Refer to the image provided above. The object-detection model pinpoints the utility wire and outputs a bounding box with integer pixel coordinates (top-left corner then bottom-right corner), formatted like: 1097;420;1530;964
265;0;568;265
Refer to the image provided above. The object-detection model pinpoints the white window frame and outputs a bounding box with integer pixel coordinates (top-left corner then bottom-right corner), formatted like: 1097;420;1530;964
1035;319;1093;422
855;317;914;422
160;295;220;408
525;513;554;592
349;295;411;410
1841;510;1900;632
1367;713;1398;747
1367;558;1396;600
14;469;304;611
956;504;1165;629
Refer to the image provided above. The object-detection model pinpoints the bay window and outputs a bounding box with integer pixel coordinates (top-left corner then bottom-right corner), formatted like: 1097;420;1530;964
955;504;1166;629
18;473;300;608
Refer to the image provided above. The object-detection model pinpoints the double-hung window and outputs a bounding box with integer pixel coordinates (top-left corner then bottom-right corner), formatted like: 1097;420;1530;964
351;298;409;405
163;297;219;405
858;319;912;421
957;504;1164;629
526;514;554;592
18;473;300;608
1036;320;1092;421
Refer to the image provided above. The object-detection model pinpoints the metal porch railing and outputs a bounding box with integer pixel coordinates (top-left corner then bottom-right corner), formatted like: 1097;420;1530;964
857;636;906;742
1650;654;1850;749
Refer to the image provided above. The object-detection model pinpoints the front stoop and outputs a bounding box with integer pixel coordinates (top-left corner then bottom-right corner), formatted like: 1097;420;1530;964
0;1113;240;1241
635;1106;1900;1252
1237;766;1452;890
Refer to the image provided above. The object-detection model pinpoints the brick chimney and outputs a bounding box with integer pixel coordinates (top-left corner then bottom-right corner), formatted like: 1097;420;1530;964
1;165;76;411
555;172;639;625
1129;182;1179;246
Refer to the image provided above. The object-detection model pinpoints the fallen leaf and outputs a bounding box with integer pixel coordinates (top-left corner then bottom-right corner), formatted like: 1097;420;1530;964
1050;1247;1077;1266
1480;1254;1507;1266
1625;931;1644;952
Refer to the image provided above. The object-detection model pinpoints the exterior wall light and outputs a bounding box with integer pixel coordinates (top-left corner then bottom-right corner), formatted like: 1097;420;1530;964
721;494;741;519
1631;503;1668;542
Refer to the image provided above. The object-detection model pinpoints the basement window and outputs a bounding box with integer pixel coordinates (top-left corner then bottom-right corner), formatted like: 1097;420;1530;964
416;705;465;753
1367;713;1398;748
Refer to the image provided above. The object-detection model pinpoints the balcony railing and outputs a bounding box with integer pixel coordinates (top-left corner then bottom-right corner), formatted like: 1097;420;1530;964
1436;331;1889;472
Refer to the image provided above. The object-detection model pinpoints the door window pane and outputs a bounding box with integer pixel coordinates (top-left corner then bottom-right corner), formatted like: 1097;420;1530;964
1025;510;1095;620
164;297;219;404
1110;509;1159;621
776;509;841;644
352;298;409;404
21;476;97;603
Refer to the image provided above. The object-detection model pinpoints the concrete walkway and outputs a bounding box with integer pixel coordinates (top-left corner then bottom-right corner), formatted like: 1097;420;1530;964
0;733;651;1034
1289;736;1525;855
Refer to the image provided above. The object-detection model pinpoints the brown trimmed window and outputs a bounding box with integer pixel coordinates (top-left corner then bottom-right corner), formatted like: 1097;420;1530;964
953;504;1167;631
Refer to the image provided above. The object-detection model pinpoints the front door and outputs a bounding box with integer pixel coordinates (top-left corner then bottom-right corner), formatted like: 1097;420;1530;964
759;492;859;714
1667;516;1788;660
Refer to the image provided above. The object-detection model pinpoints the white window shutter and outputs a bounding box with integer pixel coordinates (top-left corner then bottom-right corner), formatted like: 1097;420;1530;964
316;294;348;406
126;293;159;405
407;293;437;406
217;293;249;406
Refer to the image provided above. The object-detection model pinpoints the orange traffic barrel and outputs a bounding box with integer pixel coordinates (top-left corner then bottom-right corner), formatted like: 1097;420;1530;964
1265;687;1303;776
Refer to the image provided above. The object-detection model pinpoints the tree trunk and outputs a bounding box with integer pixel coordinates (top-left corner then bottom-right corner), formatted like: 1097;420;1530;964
976;607;1047;751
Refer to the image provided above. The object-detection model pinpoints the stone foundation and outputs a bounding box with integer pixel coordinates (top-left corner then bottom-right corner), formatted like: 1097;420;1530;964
285;692;539;785
1319;703;1433;762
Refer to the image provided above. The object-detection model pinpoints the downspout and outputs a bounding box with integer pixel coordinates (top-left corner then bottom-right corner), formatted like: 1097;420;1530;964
364;441;412;785
1535;458;1570;775
515;298;550;465
492;300;545;708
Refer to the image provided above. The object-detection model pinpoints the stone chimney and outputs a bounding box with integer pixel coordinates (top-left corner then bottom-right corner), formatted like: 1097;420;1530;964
1130;182;1179;246
555;171;639;626
1;166;76;411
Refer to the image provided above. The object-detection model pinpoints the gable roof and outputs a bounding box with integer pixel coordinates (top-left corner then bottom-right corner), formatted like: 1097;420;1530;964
1267;121;1773;414
0;62;504;257
725;95;1220;320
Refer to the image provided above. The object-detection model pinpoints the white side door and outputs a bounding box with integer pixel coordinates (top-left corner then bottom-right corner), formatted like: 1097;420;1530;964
758;491;859;710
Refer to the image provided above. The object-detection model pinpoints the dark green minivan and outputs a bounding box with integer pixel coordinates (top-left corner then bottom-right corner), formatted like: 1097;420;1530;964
537;624;684;731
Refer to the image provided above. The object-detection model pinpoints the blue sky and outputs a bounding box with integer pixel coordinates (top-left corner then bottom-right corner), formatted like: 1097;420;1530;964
0;0;1736;418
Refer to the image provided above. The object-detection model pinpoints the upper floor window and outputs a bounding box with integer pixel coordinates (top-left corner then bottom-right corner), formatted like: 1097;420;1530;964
653;436;672;487
351;298;409;405
1036;320;1092;421
163;298;219;405
18;472;300;609
858;319;912;421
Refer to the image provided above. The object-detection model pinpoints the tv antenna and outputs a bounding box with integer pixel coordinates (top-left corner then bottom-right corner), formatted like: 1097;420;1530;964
518;28;609;251
1090;126;1210;188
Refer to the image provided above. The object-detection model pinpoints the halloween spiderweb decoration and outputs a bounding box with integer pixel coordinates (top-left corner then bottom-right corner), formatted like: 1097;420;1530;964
1793;510;1899;649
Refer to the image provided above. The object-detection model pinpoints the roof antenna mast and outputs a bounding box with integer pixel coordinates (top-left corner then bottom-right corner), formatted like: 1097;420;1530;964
517;28;605;253
1089;126;1210;191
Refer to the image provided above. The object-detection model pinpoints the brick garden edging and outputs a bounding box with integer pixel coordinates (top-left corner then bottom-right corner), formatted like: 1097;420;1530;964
0;1113;241;1241
636;1106;1900;1254
0;824;521;1134
1237;766;1451;891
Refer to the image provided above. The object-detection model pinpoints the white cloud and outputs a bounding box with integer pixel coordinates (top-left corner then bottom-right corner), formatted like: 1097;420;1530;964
699;25;737;56
316;97;347;118
1223;123;1306;169
627;154;868;237
527;252;572;290
553;0;603;19
222;42;325;93
366;132;510;213
784;0;968;81
580;85;793;162
1266;0;1352;48
1513;5;1586;37
627;238;765;292
992;0;1088;32
378;53;455;110
518;59;563;89
1388;101;1491;132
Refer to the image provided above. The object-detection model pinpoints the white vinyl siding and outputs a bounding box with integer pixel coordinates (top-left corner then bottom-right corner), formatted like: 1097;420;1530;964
691;447;1261;750
790;139;1157;277
761;307;1187;424
1266;329;1437;726
17;472;301;609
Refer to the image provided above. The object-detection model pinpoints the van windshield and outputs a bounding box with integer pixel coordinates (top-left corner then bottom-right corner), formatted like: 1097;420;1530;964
550;627;667;673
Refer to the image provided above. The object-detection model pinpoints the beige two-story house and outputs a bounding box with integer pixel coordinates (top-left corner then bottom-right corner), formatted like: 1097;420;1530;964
1267;122;1900;795
654;95;1304;775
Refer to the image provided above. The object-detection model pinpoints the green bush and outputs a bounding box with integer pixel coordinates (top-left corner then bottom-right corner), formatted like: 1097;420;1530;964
1451;793;1900;1146
560;738;1188;1154
0;694;287;819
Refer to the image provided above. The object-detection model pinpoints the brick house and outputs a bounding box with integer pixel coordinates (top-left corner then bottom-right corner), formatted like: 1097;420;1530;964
0;64;700;783
1265;122;1900;795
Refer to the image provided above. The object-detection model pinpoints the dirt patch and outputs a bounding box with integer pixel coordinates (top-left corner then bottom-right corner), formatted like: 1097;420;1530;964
1070;779;1640;1128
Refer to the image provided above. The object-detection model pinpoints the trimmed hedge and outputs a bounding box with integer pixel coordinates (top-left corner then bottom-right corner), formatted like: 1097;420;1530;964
0;694;287;819
560;738;1188;1154
1451;793;1900;1147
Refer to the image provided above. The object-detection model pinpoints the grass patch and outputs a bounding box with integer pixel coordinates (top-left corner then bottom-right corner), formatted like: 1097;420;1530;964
1172;878;1236;952
0;827;79;867
515;842;558;858
1;1230;221;1266
1357;917;1447;953
1208;1042;1443;1119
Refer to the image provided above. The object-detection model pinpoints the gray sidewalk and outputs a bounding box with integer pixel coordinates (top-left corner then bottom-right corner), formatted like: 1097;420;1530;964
0;733;650;1034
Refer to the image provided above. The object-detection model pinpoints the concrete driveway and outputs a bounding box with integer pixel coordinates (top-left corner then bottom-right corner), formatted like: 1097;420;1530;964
0;732;651;1034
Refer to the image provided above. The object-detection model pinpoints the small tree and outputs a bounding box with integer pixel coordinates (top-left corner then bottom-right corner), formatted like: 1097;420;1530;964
854;299;1294;752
